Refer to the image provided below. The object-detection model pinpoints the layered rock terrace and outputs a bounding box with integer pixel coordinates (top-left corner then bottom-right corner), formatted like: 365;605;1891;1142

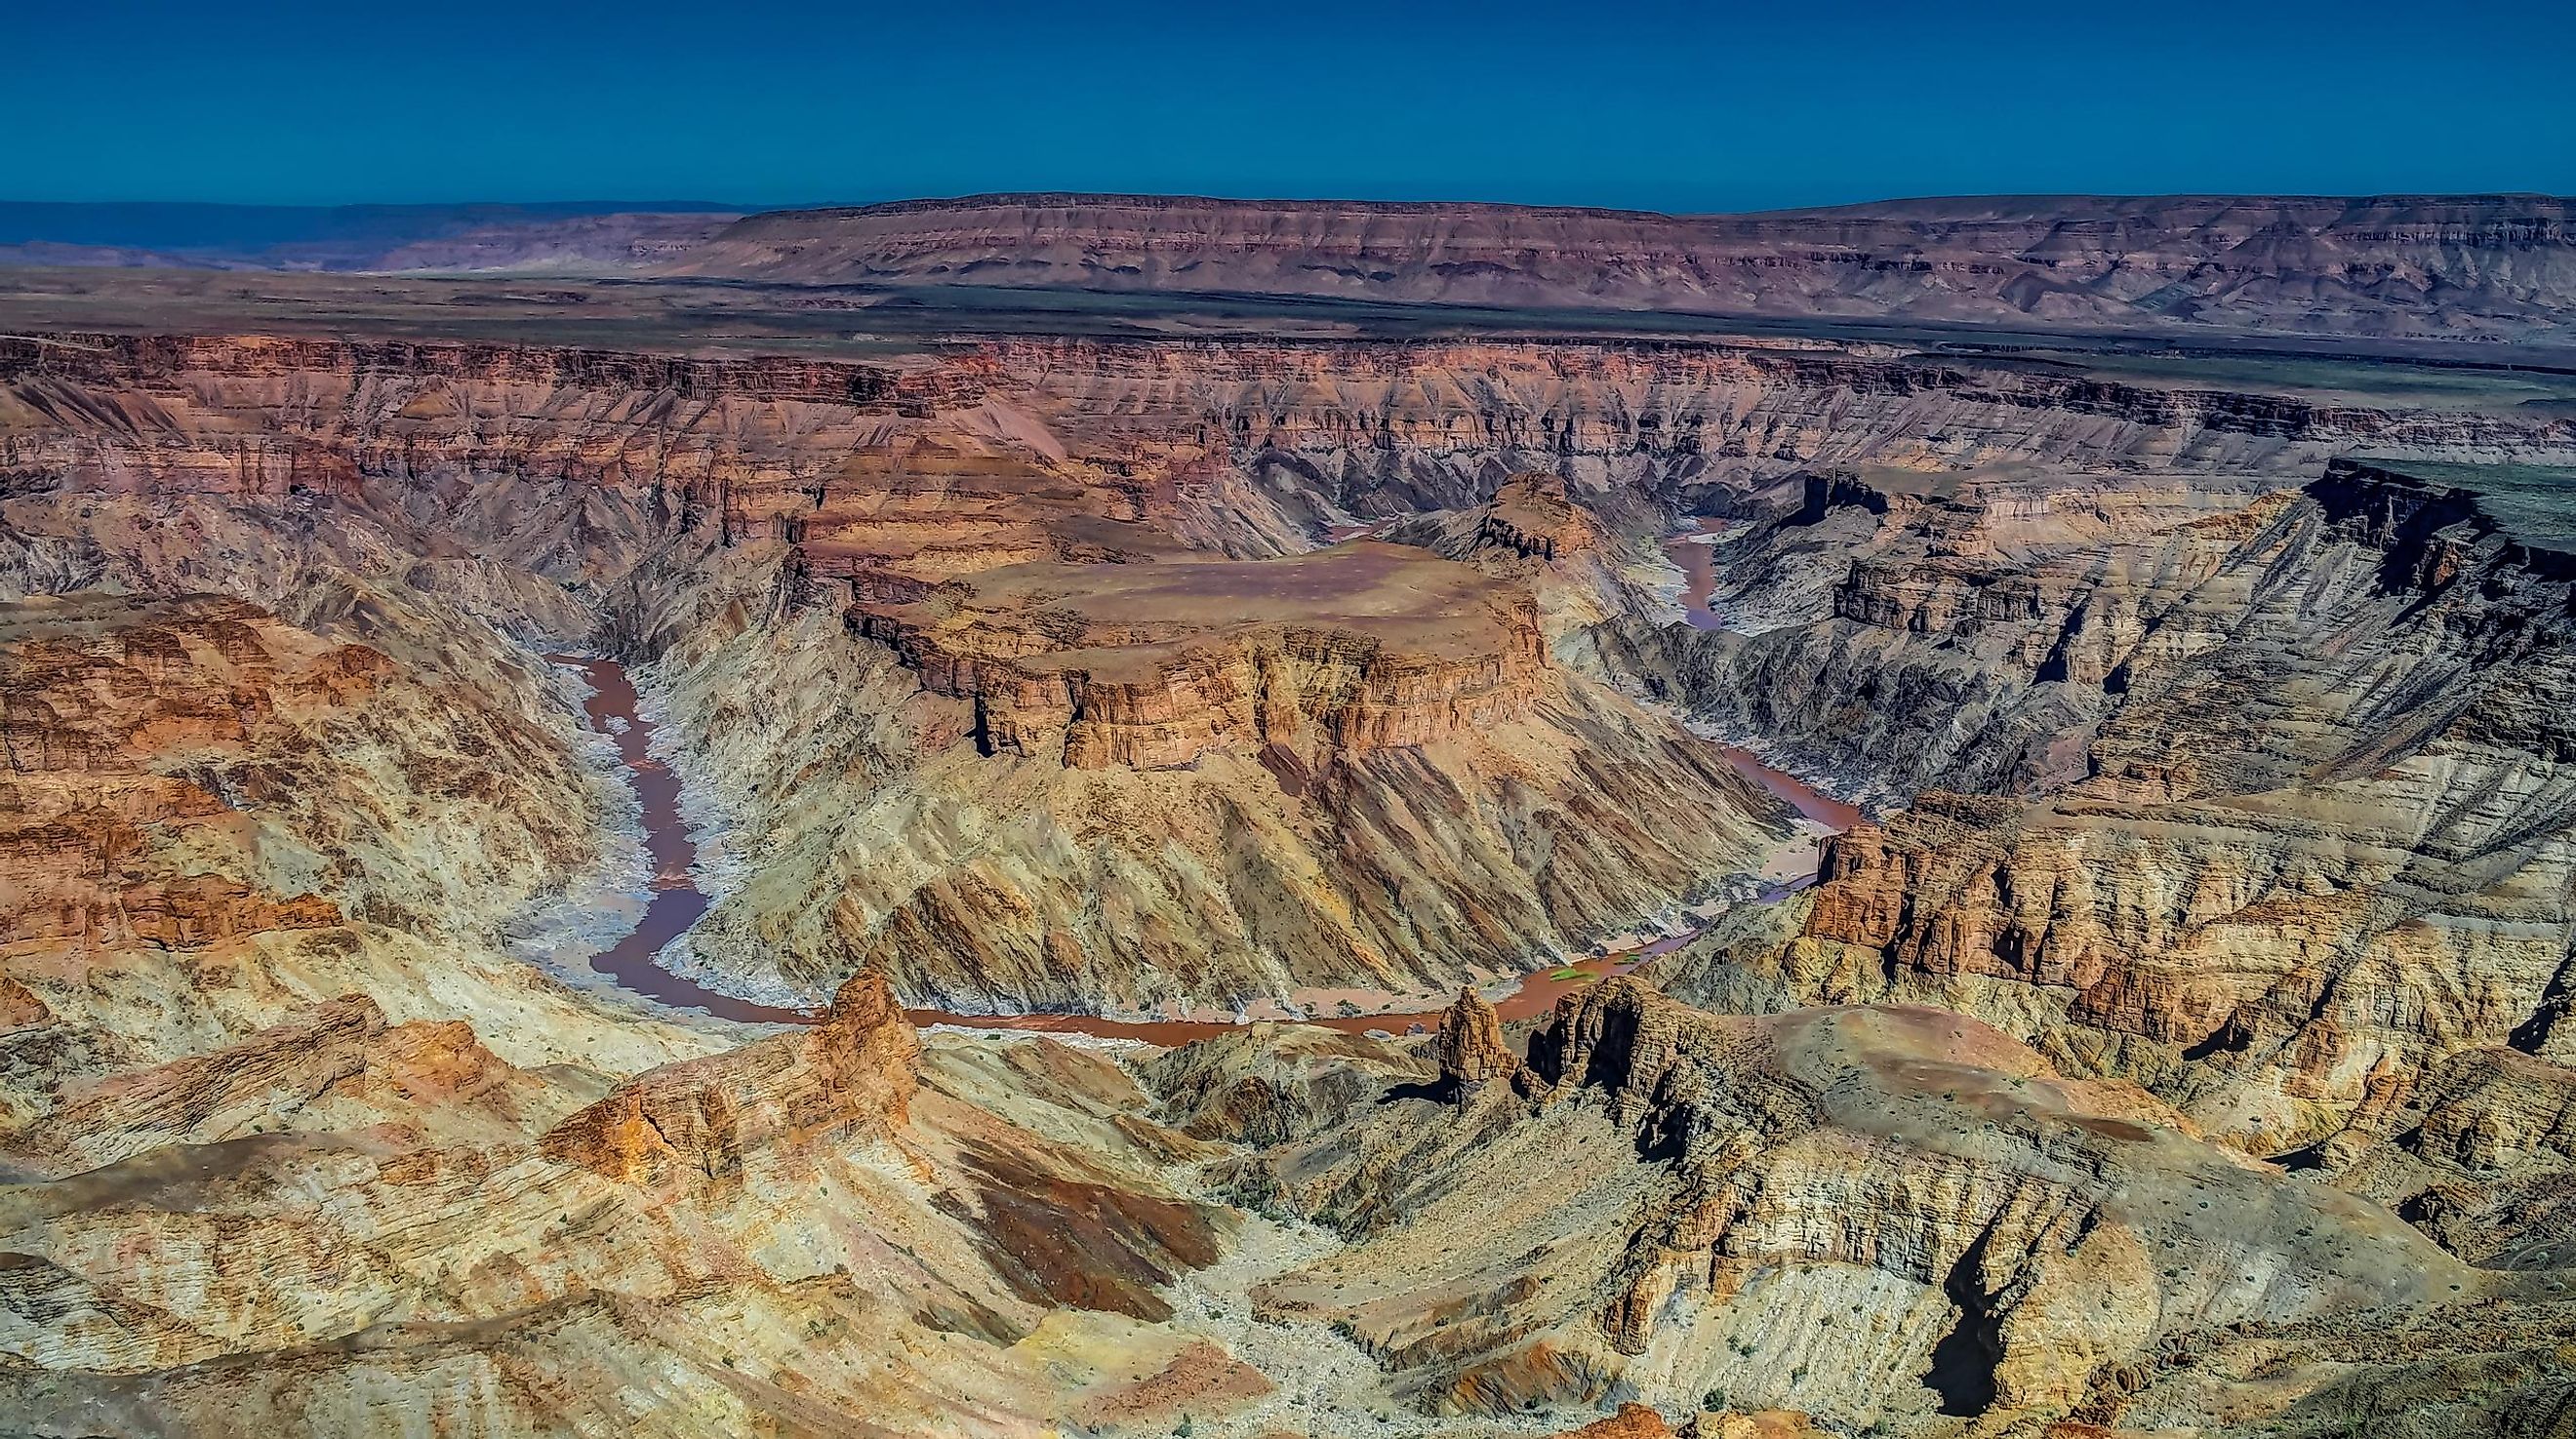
849;540;1547;769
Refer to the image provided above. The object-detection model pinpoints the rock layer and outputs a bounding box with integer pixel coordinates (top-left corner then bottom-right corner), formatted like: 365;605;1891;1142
1185;980;2561;1433
649;597;1789;1013
664;193;2576;340
849;541;1548;770
1660;460;2576;1164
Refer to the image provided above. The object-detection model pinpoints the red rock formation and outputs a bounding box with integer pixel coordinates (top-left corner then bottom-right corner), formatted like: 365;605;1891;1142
0;596;358;951
0;334;1010;591
0;976;50;1030
849;542;1548;771
541;968;921;1187
1467;475;1597;565
1550;1403;1677;1439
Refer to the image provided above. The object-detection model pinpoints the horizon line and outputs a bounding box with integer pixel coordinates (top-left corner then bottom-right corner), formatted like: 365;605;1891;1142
6;188;2573;223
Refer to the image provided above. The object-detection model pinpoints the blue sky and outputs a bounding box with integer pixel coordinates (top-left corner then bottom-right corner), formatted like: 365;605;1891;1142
13;0;2571;210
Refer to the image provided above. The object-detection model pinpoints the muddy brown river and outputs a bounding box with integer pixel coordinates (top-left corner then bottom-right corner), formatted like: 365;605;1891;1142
1666;517;1736;632
553;655;1852;1040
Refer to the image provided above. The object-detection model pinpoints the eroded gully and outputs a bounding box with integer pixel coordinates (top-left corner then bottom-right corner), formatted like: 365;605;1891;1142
550;653;1858;1039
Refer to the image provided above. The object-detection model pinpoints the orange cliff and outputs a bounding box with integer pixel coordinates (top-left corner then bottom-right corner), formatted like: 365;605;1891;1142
0;596;359;951
1465;474;1600;564
0;333;1006;552
847;541;1549;771
11;330;2563;617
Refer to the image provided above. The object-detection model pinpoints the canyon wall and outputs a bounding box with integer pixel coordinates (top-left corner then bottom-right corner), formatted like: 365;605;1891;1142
19;192;2574;343
664;192;2576;340
1155;979;2572;1434
846;543;1550;769
12;330;2576;1022
13;331;2567;612
1652;460;2576;1174
642;588;1788;1014
5;332;1846;1014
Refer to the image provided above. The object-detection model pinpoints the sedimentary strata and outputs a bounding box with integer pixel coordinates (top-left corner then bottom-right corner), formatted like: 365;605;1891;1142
1654;460;2576;1178
847;541;1549;770
0;285;2573;1438
1182;980;2570;1433
663;193;2576;340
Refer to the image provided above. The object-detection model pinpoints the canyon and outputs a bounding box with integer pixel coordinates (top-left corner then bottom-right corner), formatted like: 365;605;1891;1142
0;194;2573;1437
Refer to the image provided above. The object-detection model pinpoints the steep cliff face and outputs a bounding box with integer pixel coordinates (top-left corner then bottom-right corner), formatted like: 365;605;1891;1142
11;332;2566;626
0;333;995;612
2325;1044;2576;1268
0;591;601;954
978;336;2576;540
11;328;2576;1041
3;333;1872;1019
1173;981;2562;1434
1601;465;2313;800
1654;461;2576;1170
1430;987;1519;1090
642;589;1791;1015
849;541;1549;770
662;193;2576;340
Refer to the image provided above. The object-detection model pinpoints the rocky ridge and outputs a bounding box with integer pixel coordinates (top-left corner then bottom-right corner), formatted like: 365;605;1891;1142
661;193;2576;340
1150;979;2570;1434
641;589;1789;1014
0;972;1286;1435
1649;459;2576;1164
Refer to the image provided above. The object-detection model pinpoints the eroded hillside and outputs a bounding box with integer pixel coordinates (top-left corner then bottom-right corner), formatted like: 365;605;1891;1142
1;305;2573;1437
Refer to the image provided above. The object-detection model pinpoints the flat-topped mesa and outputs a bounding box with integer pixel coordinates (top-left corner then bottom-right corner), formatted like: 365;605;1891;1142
1467;474;1598;564
848;541;1548;771
660;193;2576;340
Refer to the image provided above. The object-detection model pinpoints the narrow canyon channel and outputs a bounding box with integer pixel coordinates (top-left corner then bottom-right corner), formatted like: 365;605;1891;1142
1665;516;1739;632
552;655;1854;1038
550;656;809;1025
